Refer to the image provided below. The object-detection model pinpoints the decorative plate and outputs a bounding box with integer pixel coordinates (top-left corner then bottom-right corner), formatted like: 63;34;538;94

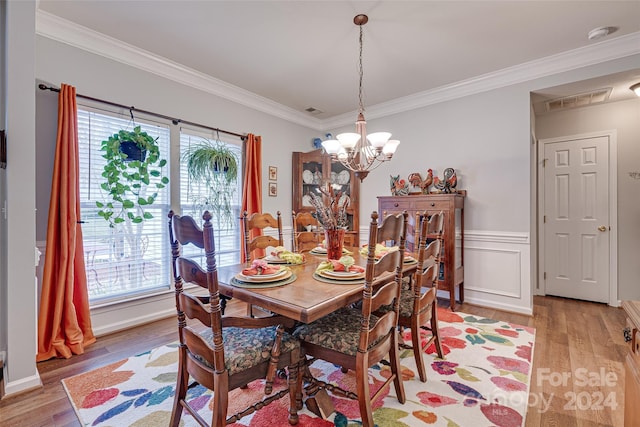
302;195;312;207
338;170;350;185
331;171;337;184
302;170;313;184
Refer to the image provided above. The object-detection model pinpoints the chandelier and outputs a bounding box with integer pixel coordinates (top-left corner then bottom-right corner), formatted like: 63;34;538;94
322;14;399;182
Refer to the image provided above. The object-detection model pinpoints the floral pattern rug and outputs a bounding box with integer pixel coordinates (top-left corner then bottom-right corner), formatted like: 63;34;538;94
62;309;535;426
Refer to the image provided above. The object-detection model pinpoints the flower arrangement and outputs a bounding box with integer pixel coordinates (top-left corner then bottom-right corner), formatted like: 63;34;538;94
308;181;350;230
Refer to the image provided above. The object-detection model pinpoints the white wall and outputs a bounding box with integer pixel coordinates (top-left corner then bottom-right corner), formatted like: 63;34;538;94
2;0;41;397
536;97;640;300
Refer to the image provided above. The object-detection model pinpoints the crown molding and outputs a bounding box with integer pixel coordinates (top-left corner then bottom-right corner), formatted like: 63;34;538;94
35;10;325;130
324;32;640;129
36;10;639;132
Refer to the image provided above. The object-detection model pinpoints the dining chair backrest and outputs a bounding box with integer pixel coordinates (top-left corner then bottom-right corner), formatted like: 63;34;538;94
242;211;283;262
291;210;321;253
168;210;227;398
168;210;301;426
360;210;408;356
400;210;445;382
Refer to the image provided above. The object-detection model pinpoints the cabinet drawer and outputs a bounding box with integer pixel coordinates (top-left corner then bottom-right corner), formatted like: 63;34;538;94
419;199;451;212
379;199;414;212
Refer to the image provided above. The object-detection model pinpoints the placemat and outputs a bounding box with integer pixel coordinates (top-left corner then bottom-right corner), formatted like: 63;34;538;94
230;273;297;289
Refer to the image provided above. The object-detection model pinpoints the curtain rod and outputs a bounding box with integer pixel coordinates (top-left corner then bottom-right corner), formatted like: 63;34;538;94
38;84;247;141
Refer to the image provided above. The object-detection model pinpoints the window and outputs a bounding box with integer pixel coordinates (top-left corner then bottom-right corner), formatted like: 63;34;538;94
77;107;244;304
78;108;171;303
179;129;243;267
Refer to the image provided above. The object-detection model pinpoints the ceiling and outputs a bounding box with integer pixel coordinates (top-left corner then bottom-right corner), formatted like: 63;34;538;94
37;1;640;122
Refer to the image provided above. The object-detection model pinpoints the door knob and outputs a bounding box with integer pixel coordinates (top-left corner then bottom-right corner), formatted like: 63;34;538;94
598;225;607;232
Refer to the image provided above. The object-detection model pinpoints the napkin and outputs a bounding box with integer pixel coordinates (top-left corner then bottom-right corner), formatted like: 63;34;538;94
360;243;399;259
242;259;282;276
316;255;365;274
269;246;305;264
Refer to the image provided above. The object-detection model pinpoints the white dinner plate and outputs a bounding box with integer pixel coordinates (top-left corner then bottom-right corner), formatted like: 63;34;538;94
322;270;363;279
238;268;287;282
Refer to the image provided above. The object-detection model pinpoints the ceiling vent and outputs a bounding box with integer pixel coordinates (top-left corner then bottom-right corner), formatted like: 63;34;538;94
545;88;612;112
304;107;323;115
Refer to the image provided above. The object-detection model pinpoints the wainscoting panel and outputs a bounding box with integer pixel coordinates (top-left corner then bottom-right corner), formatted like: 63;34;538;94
358;229;533;315
463;231;531;315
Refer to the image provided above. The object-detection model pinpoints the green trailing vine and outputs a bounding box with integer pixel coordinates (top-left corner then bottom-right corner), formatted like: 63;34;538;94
96;126;169;227
182;139;239;228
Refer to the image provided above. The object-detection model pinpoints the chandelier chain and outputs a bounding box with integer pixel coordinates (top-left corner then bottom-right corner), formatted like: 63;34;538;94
358;25;364;115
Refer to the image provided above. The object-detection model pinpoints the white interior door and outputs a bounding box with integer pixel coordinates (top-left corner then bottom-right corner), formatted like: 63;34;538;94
541;134;611;303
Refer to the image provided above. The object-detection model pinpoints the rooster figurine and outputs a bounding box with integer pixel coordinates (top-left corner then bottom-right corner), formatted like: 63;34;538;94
390;175;410;196
407;169;433;194
433;168;458;194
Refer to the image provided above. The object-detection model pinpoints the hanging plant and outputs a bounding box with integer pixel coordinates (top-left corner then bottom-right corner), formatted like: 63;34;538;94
96;126;169;227
182;139;239;228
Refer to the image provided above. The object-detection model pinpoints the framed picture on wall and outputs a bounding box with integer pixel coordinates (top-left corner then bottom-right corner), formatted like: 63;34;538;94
268;182;277;197
269;166;277;181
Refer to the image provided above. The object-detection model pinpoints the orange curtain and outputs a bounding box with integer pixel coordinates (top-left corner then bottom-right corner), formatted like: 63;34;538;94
240;133;263;262
37;84;95;362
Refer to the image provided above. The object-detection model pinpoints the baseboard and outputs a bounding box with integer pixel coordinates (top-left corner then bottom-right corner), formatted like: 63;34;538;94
1;372;42;399
463;296;533;316
92;307;176;337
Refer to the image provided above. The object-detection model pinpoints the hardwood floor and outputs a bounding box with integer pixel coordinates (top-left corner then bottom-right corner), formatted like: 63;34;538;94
0;296;627;426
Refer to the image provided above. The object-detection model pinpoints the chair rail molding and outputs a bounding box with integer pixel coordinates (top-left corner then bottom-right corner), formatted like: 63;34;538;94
360;228;532;314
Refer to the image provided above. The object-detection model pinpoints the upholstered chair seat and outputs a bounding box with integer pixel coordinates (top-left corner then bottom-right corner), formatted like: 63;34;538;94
197;326;300;375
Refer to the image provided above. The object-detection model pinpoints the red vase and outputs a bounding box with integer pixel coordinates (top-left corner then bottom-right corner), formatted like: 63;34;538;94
324;228;345;260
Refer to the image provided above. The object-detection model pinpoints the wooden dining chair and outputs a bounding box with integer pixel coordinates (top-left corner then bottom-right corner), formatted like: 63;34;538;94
168;210;302;426
397;211;445;382
291;211;321;253
293;211;408;427
242;211;284;262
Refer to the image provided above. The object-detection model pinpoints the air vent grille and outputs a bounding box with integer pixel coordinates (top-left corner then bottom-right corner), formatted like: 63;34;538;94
545;88;612;112
304;107;323;115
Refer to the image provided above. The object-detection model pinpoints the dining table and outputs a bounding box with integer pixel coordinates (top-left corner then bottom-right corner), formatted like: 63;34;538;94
216;247;418;324
215;246;417;419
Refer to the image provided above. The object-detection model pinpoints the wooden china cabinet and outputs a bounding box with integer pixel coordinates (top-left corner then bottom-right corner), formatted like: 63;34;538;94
292;149;359;247
378;192;465;311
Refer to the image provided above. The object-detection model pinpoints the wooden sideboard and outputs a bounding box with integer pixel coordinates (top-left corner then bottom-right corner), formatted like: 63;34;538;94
624;300;640;426
378;192;465;310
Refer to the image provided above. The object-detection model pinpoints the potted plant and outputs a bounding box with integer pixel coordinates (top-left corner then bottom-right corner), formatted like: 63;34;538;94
96;126;169;227
182;139;239;228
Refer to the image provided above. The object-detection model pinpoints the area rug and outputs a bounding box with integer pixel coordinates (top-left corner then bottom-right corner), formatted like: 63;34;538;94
62;309;535;426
